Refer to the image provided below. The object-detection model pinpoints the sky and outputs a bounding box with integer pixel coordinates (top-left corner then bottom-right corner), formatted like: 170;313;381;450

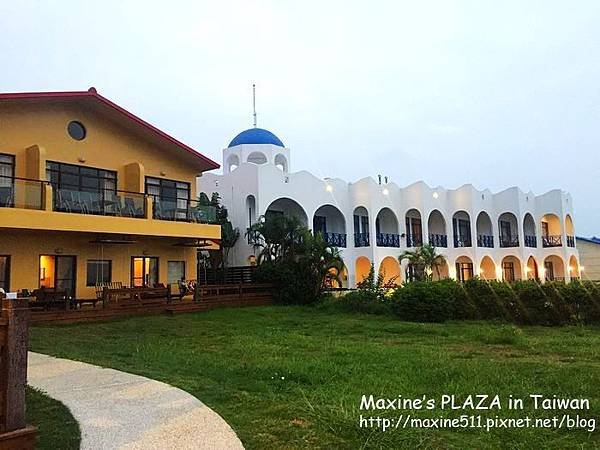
1;1;599;235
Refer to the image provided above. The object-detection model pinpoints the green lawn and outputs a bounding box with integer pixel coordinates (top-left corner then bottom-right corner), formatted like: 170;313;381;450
26;387;81;450
29;306;599;449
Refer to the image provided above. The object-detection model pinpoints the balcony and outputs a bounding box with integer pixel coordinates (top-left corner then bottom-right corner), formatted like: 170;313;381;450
477;235;494;248
542;235;562;248
567;235;575;248
354;232;370;247
0;176;220;240
322;232;347;248
454;235;472;248
429;234;447;248
499;235;519;248
376;233;400;247
524;235;537;248
406;234;423;247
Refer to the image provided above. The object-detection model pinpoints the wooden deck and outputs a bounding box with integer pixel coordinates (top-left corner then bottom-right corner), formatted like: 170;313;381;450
30;283;274;325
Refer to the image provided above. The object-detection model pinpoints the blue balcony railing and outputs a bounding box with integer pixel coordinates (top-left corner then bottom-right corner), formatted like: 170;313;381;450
354;232;370;247
429;234;447;248
377;233;400;247
524;235;537;247
477;235;494;248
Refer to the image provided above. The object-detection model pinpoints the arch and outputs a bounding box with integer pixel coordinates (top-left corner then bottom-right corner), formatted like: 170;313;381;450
375;207;399;247
379;256;401;287
427;209;447;247
245;195;256;228
265;197;308;226
501;255;522;282
455;255;474;282
523;213;537;247
274;154;288;172
541;213;562;247
405;208;423;247
565;214;575;247
526;255;539;280
227;154;240;172
353;206;370;247
452;211;472;247
247;151;268;165
568;255;580;279
313;204;347;247
432;259;449;281
355;256;372;285
498;212;519;247
476;211;493;248
479;256;496;280
543;255;566;281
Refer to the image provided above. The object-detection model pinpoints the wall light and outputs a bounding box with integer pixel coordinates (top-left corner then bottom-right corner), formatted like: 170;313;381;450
382;188;389;196
325;184;333;193
432;192;439;199
525;267;531;272
580;266;585;271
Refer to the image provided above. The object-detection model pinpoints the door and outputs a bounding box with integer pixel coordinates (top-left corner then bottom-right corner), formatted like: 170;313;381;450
39;255;76;298
313;216;327;235
0;256;10;291
544;261;554;281
500;221;511;240
131;257;159;287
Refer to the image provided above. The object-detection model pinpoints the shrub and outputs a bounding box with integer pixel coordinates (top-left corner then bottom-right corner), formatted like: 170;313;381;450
390;280;460;323
255;260;317;305
317;290;393;315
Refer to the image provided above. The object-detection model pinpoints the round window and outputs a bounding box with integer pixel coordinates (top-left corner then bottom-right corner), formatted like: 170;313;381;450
67;121;86;140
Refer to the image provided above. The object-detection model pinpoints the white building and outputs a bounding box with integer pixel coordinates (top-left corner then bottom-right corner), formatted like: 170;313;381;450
199;127;581;287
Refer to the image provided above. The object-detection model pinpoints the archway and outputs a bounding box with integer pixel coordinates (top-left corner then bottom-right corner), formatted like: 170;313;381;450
431;259;449;281
476;211;493;248
479;256;496;280
375;208;399;247
379;256;401;287
313;204;347;247
247;151;268;165
523;213;536;247
405;209;423;247
227;154;240;172
569;255;580;279
353;206;370;247
501;255;522;282
452;211;472;247
455;255;474;282
245;195;256;228
566;214;575;247
543;255;566;281
274;154;288;172
266;197;308;226
541;214;562;247
355;256;372;285
427;209;447;247
498;212;519;247
526;256;539;280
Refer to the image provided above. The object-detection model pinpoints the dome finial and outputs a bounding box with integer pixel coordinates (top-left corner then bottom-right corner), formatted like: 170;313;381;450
252;83;257;128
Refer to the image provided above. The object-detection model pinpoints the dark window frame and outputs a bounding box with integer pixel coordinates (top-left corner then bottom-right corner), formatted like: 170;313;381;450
167;260;186;284
0;255;10;292
86;260;112;286
145;176;191;220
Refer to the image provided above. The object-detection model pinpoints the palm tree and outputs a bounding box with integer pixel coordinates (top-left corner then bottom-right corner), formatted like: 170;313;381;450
399;243;446;281
246;214;306;263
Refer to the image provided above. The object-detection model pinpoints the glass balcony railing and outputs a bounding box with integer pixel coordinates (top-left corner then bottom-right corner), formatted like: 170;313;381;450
151;196;217;224
0;176;45;210
53;188;146;218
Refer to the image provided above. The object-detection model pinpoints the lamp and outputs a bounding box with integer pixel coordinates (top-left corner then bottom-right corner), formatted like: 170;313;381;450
325;184;333;193
382;188;389;196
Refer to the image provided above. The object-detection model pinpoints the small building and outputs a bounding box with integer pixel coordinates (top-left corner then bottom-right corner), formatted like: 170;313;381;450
0;88;221;299
576;237;600;281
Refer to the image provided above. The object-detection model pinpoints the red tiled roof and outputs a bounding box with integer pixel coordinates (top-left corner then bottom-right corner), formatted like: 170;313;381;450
0;87;220;170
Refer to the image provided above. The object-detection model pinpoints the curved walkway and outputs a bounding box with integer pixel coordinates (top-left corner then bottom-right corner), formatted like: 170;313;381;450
28;352;244;450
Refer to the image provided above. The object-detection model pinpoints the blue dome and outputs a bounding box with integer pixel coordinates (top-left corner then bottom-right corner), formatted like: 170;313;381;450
228;128;284;148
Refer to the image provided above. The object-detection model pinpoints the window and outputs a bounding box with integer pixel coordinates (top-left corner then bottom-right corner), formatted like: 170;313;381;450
67;121;86;140
0;154;15;206
86;260;111;286
541;221;549;237
168;261;186;284
456;262;474;282
502;262;515;282
0;256;10;291
500;220;512;239
145;177;190;220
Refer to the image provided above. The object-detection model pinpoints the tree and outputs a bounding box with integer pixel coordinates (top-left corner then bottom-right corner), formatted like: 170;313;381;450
399;243;447;281
198;192;239;272
246;214;305;263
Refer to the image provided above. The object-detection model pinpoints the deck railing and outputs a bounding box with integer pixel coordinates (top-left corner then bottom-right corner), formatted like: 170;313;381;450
0;176;45;210
151;196;217;223
53;188;146;218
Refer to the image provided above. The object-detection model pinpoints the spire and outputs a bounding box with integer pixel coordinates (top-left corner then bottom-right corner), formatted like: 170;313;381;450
252;83;257;128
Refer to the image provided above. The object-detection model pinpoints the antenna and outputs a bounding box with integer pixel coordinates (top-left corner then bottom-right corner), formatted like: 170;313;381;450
252;83;257;128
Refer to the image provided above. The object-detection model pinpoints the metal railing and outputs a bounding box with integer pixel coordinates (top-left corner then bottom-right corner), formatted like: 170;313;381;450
429;234;447;248
53;188;146;218
322;232;347;248
567;235;575;247
499;235;519;248
542;235;562;248
354;232;370;247
477;235;494;248
524;235;537;247
0;175;45;210
151;196;217;223
454;235;472;247
406;234;423;247
376;232;400;247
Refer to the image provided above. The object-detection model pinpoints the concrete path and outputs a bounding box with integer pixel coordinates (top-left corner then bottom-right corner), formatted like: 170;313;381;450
28;352;244;450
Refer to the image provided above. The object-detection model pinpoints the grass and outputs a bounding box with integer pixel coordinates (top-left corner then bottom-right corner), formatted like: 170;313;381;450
26;386;81;450
29;306;599;449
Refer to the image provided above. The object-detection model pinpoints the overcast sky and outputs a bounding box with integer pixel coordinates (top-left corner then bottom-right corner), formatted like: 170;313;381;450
1;1;599;235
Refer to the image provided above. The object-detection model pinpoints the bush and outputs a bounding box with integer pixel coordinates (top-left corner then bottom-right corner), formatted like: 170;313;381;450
255;260;318;305
317;290;393;315
390;279;461;323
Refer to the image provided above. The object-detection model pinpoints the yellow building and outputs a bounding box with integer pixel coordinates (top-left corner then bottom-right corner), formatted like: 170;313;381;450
0;88;221;299
576;237;600;281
